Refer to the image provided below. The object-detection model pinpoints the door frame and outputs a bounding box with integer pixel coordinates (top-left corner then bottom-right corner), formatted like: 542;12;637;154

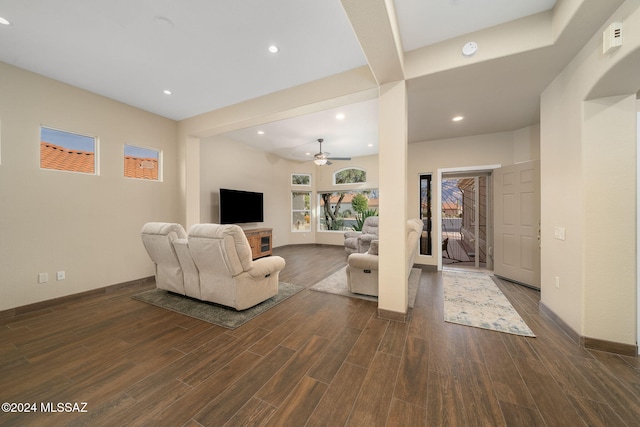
436;164;501;271
636;106;639;354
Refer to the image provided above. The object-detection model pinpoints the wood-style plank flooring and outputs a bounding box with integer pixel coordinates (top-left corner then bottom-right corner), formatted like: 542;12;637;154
1;244;639;426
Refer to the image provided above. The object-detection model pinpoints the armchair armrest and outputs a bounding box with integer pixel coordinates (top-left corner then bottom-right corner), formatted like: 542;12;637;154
357;233;377;243
344;231;362;238
347;252;379;271
246;256;286;279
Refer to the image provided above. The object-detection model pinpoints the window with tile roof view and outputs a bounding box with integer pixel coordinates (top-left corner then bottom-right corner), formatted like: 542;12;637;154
40;126;96;174
124;144;160;181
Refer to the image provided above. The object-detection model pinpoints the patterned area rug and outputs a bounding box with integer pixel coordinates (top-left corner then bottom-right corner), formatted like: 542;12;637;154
132;282;304;329
443;270;535;337
310;266;421;308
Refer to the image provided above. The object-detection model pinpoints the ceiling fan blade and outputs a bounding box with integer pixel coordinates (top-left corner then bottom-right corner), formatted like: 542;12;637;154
327;157;351;161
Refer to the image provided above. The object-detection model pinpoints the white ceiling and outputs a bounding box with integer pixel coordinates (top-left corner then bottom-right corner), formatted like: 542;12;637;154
394;0;557;50
1;0;612;162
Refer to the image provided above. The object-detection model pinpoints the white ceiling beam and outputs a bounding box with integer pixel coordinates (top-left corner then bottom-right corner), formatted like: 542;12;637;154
341;0;405;85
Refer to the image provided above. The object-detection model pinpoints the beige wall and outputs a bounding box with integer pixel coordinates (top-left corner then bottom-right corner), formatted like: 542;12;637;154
513;124;541;164
198;127;535;261
0;62;179;311
197;133;380;248
177;67;379;230
198;134;310;248
408;129;534;266
540;1;640;345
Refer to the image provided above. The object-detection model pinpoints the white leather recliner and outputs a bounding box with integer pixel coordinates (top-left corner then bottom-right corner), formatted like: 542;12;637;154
187;223;285;310
140;222;189;295
141;222;286;310
344;216;379;254
346;219;422;297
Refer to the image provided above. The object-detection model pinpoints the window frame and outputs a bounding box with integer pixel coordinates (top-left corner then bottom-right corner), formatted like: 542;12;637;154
419;173;433;256
123;144;162;181
317;188;378;232
291;190;312;232
40;126;99;175
291;173;311;186
332;167;367;186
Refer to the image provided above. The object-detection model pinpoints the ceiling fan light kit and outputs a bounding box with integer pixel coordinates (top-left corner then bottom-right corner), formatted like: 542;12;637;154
309;138;351;166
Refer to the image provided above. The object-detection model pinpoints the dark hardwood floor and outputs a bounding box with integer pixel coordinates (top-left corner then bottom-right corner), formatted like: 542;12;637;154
1;244;639;426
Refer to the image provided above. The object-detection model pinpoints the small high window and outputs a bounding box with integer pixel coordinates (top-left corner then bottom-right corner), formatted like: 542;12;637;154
40;126;97;174
333;167;366;185
124;144;160;181
291;173;311;186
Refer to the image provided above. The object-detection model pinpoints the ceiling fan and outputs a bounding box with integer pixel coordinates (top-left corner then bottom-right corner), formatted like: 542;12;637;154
307;138;351;166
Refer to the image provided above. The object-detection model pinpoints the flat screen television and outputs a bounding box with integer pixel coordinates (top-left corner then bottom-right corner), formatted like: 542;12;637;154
219;188;264;224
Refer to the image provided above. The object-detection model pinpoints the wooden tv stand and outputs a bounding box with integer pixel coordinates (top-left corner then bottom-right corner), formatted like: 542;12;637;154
243;228;272;259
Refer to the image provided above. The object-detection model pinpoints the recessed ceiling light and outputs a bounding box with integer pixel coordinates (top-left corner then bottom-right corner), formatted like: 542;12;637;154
257;130;265;135
368;144;373;147
268;45;279;54
452;116;464;122
336;113;345;120
163;89;172;95
0;16;10;26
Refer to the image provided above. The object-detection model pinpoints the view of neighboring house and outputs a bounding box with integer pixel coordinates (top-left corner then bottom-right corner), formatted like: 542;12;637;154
123;155;159;180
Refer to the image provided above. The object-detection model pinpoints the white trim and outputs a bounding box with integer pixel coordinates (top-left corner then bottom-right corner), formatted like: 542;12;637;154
436;164;501;271
637;108;640;354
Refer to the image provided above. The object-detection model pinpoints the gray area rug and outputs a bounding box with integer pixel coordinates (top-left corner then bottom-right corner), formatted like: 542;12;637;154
132;282;304;329
310;266;421;308
443;270;535;337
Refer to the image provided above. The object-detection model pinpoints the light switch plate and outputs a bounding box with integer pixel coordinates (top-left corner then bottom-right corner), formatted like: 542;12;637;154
554;227;566;240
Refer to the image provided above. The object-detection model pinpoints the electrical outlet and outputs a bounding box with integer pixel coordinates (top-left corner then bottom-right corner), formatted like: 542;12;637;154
56;271;65;281
554;276;560;289
38;273;48;283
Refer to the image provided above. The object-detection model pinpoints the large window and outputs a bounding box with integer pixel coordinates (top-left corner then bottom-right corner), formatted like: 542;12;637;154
292;191;311;231
318;189;378;231
40;126;97;174
124;144;161;181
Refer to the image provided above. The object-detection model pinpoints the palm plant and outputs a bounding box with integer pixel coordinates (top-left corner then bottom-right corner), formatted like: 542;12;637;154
352;208;378;231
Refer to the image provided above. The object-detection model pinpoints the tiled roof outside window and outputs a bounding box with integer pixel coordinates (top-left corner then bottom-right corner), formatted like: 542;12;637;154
40;142;159;179
40;142;95;174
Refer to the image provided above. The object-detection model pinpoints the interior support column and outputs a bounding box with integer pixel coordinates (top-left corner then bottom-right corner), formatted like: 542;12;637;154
377;80;409;320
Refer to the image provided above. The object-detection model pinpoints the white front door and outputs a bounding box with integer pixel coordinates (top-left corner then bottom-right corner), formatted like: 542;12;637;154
493;160;541;289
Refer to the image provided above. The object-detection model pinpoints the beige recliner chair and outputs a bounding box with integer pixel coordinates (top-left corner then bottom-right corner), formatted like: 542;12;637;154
346;218;422;297
140;222;189;295
344;216;379;254
187;223;286;310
